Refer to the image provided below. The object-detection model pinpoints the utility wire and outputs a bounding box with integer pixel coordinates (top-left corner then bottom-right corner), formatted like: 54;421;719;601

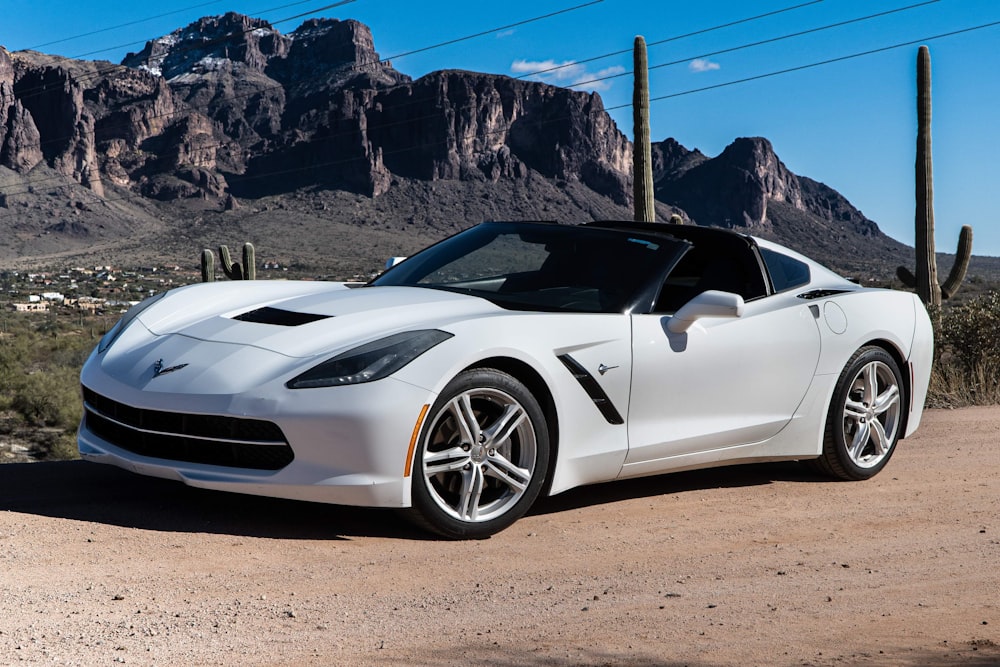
19;0;932;187
8;14;999;220
517;0;825;82
3;0;851;161
22;0;229;51
565;0;941;90
8;0;608;176
11;0;360;102
0;2;980;204
634;19;1000;106
70;0;360;59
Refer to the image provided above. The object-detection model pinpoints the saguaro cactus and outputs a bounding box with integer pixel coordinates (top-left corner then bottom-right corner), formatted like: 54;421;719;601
897;45;972;307
201;249;215;282
632;35;655;223
200;242;256;282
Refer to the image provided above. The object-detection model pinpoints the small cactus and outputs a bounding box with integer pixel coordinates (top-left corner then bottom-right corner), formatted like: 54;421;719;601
242;242;256;281
201;249;215;282
200;242;257;282
632;36;655;223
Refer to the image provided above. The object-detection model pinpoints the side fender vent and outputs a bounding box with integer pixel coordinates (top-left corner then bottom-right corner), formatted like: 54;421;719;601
557;354;625;425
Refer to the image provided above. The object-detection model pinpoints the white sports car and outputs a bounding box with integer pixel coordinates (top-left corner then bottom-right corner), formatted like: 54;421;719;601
79;221;933;538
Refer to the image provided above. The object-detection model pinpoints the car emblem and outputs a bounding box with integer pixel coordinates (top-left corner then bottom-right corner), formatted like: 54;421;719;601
152;359;189;377
598;364;619;375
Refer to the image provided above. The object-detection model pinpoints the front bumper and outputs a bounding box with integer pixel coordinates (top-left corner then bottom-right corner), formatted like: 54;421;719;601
78;366;436;509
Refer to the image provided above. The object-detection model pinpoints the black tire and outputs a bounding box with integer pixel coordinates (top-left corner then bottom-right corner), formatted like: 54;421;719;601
408;368;549;539
812;346;905;480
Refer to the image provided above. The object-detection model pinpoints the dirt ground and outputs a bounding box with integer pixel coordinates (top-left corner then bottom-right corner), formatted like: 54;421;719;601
0;407;997;667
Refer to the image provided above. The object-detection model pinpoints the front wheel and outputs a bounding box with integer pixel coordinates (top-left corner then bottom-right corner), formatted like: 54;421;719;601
813;346;905;480
409;368;550;539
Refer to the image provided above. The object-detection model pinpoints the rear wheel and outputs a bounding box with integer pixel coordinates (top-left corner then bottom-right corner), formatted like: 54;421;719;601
409;368;549;539
813;347;905;480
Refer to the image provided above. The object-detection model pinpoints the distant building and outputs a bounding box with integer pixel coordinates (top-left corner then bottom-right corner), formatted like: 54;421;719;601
10;302;48;312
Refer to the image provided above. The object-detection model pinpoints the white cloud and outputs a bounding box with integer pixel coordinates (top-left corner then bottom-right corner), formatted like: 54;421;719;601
510;59;625;92
689;58;721;73
495;29;515;39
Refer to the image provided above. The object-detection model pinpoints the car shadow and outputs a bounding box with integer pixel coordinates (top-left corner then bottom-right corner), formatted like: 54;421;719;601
0;459;823;540
0;460;426;541
531;460;822;517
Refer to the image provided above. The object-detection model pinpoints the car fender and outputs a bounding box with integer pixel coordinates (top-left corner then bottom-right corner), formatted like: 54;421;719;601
393;312;634;495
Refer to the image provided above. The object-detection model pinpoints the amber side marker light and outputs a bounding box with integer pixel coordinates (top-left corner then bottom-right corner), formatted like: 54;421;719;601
404;404;430;477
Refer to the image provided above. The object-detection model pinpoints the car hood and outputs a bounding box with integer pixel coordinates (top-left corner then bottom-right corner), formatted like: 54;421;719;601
136;281;504;359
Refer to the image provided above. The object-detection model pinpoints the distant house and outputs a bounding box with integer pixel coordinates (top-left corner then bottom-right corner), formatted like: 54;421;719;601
10;302;48;312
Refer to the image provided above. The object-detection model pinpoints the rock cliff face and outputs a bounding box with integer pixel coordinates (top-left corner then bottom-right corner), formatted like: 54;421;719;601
0;13;630;205
0;47;43;173
0;13;908;274
649;136;904;270
654;136;881;235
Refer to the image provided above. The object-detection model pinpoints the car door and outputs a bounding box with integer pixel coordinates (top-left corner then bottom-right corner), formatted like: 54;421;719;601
622;242;822;475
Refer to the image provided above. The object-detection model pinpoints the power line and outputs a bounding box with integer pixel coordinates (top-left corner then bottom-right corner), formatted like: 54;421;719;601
4;0;608;194
11;0;361;102
2;3;991;209
565;0;942;90
70;0;360;60
379;0;604;62
2;0;841;165
637;19;1000;106
516;0;825;82
10;14;1000;221
22;1;230;51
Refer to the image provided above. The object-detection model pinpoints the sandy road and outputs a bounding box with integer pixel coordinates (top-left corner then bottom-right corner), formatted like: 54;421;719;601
0;407;998;666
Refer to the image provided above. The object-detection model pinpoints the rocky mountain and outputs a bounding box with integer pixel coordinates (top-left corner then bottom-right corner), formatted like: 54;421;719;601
0;11;961;280
651;136;915;276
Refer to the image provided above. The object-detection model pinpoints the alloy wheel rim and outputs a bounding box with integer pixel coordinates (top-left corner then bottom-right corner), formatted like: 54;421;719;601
841;360;901;468
422;388;537;523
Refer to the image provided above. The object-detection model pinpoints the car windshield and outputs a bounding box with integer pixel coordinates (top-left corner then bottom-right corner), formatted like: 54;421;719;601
371;222;688;313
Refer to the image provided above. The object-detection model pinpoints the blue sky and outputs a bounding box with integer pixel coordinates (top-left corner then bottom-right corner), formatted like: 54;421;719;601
3;0;999;256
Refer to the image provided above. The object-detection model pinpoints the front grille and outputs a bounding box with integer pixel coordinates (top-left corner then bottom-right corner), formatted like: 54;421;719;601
82;386;294;471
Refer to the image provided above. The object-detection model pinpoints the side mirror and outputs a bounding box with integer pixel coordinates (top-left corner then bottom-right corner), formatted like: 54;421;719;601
667;290;745;333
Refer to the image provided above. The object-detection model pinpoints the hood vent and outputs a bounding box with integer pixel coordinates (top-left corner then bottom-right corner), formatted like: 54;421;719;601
232;307;331;326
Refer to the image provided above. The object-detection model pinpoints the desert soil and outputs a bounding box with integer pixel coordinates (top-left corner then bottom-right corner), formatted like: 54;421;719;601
0;407;997;666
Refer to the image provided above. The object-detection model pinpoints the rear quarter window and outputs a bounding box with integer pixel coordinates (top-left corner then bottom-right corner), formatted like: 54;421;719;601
760;247;811;293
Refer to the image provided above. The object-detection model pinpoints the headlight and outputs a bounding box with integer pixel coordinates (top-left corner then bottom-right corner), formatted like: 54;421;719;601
98;292;167;354
286;329;453;388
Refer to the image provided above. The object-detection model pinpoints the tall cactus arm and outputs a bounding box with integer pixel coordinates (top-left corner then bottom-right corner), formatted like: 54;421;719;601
896;265;916;288
941;225;973;299
219;245;244;281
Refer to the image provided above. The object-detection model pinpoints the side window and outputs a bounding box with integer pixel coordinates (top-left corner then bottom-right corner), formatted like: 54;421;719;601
653;242;767;312
760;247;811;293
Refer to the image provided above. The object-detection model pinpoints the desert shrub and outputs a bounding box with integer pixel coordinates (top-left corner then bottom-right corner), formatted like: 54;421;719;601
939;291;1000;373
927;291;1000;407
9;366;82;429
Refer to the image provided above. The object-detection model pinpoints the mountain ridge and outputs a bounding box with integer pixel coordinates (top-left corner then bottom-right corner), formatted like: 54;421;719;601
0;12;989;283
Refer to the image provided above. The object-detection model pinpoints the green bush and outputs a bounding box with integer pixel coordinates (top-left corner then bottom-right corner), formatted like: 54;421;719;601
10;366;82;429
938;291;1000;373
927;291;1000;407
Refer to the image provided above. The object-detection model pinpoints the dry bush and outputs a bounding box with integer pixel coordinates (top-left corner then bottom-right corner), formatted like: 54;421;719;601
926;291;1000;408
